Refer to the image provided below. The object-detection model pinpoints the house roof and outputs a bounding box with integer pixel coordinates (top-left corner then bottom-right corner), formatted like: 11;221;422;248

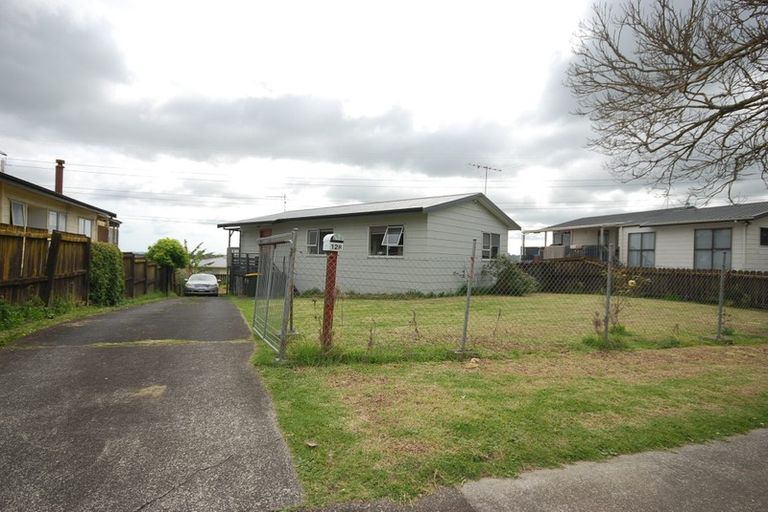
218;193;520;230
1;171;117;218
531;201;768;232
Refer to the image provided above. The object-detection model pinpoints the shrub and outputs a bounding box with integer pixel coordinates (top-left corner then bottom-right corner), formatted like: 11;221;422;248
481;256;539;296
90;242;125;306
147;238;189;269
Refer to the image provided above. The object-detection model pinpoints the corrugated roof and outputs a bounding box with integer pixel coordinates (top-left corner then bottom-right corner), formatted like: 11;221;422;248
218;193;520;229
534;201;768;232
1;172;117;218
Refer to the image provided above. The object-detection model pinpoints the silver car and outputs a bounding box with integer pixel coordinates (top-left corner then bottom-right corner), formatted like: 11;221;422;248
183;273;220;296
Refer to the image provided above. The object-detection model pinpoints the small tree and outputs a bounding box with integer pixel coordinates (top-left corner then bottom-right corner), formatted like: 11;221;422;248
184;239;216;275
147;238;188;295
147;238;189;269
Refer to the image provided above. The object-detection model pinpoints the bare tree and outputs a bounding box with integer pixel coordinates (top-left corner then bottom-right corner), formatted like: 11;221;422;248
567;0;768;201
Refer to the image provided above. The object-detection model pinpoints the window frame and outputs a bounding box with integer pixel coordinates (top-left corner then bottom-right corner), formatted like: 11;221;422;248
760;227;768;247
627;232;656;268
78;217;93;237
481;232;501;260
369;224;405;257
552;230;571;246
306;228;334;255
48;210;67;232
10;200;27;227
694;228;732;270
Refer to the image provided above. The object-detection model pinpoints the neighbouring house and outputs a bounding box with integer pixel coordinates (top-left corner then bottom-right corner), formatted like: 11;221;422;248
522;201;768;271
0;159;120;244
219;193;520;294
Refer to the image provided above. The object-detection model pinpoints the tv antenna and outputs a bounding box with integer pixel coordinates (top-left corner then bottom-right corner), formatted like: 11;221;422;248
468;163;502;194
267;193;287;211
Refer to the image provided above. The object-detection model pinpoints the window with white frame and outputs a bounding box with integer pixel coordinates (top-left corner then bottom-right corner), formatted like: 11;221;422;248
369;225;404;256
78;217;93;237
761;228;768;246
48;210;67;232
306;228;334;254
10;200;27;227
627;232;655;267
482;232;501;259
694;228;731;269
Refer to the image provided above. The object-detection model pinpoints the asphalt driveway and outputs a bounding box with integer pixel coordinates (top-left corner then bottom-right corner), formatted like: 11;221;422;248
0;297;302;512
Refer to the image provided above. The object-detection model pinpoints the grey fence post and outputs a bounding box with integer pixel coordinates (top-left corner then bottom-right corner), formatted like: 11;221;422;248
603;243;614;344
715;251;727;341
459;238;477;354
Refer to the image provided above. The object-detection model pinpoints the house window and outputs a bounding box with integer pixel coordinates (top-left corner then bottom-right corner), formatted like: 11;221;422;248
482;232;501;259
627;232;655;267
369;225;404;256
761;228;768;246
48;210;67;232
306;228;334;255
10;200;26;227
694;228;732;269
552;231;571;246
78;217;93;237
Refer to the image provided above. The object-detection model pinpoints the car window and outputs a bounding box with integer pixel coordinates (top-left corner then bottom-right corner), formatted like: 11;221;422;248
189;274;216;283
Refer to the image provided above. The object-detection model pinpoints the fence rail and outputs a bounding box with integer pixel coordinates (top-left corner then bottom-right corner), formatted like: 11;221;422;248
0;224;90;305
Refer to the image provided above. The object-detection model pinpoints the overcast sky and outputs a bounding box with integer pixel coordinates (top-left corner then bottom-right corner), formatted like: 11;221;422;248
2;0;766;254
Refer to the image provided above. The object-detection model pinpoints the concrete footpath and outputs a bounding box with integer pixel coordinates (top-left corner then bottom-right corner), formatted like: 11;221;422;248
315;429;768;512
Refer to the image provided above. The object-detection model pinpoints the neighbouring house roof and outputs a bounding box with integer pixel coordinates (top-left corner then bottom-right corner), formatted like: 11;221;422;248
218;193;520;230
200;256;227;268
528;201;768;232
1;171;117;218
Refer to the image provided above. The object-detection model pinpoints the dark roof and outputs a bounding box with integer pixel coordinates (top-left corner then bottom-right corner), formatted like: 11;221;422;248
1;172;117;218
218;193;520;230
534;201;768;232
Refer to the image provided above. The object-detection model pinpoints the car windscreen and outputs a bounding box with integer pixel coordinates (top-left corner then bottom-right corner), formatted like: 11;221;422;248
188;274;216;283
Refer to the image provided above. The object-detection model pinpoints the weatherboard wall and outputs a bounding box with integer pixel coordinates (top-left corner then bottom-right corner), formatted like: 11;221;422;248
237;199;514;294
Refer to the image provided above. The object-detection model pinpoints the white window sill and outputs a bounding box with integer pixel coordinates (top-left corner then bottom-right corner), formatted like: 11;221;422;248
367;255;404;259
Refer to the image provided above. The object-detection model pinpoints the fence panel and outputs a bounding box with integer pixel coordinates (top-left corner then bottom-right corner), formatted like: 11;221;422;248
271;241;768;360
0;224;89;305
121;253;164;298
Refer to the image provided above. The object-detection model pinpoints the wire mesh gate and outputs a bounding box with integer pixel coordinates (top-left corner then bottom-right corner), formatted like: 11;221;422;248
252;230;297;359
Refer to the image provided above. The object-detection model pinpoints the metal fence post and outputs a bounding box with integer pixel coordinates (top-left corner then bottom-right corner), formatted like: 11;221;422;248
459;238;477;354
278;229;298;361
603;243;613;344
715;251;727;341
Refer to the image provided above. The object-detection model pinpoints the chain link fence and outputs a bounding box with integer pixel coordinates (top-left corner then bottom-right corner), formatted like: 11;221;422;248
256;238;768;359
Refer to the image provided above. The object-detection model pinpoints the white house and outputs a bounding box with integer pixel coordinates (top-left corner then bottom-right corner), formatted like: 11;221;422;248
524;201;768;271
219;193;520;294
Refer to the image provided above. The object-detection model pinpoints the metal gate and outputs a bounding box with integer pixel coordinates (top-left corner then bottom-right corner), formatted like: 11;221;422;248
252;230;297;359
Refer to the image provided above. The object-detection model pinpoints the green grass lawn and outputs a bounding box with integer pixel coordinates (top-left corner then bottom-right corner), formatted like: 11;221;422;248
231;294;768;506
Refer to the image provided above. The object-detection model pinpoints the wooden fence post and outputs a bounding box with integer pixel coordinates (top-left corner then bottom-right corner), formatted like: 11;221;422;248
41;231;62;307
83;240;92;305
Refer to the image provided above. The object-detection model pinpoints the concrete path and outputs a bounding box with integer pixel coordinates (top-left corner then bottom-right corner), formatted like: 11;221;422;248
0;297;302;512
462;428;768;512
312;429;768;512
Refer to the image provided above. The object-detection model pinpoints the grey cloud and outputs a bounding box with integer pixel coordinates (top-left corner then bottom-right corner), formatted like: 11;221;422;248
0;3;514;178
0;3;128;114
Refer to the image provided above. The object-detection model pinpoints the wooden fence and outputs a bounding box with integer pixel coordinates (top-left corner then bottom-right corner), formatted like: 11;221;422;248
0;224;90;305
519;258;768;309
122;252;172;298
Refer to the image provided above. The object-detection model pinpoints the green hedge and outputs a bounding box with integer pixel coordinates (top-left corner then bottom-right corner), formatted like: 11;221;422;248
89;242;125;306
